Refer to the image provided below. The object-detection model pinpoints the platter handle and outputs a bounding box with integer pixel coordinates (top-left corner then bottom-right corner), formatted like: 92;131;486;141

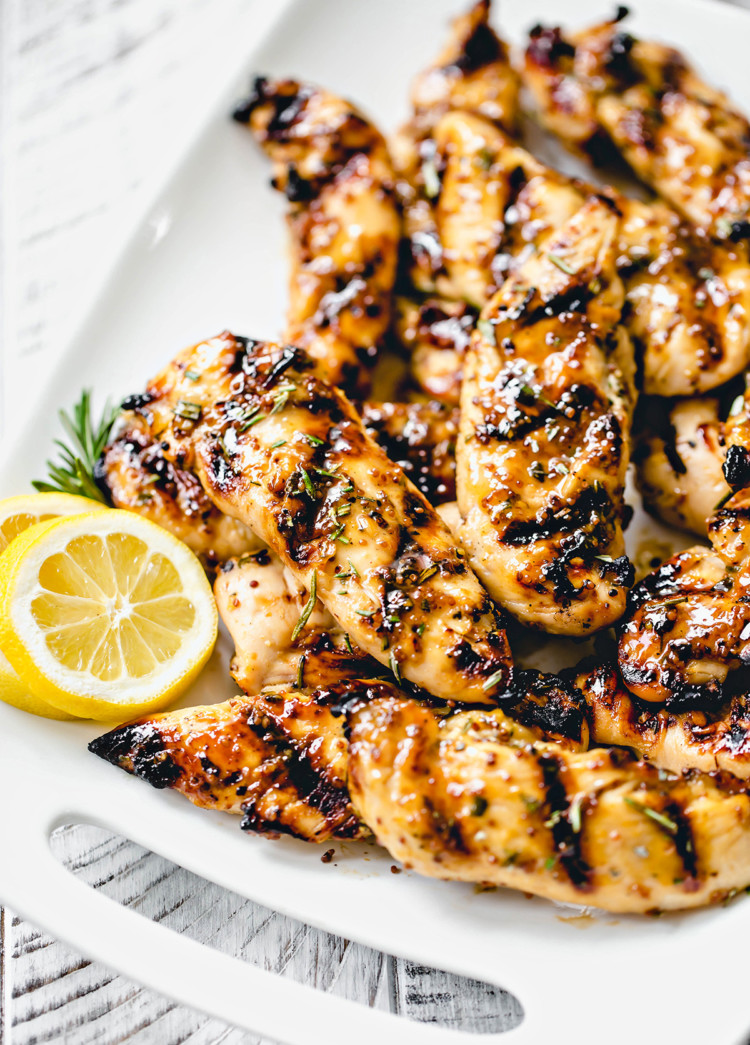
0;792;536;1045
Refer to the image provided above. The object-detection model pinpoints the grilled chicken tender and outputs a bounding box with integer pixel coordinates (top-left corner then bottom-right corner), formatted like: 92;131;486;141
391;0;518;176
189;338;511;702
618;498;750;706
213;549;338;694
100;332;465;553
360;399;458;505
635;395;730;536
575;662;750;780
348;694;750;913
457;196;634;634
395;297;476;406
98;398;261;565
523;10;750;240
89;689;371;841
232;78;400;395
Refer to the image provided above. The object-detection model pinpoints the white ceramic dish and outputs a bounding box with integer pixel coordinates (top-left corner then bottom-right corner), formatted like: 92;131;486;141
2;1;750;1042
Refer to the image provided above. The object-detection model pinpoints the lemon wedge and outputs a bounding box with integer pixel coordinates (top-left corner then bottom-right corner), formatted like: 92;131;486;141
0;648;79;720
0;492;105;553
0;511;218;720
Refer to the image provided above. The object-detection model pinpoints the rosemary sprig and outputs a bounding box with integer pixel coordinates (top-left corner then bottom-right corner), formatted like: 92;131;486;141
32;389;117;504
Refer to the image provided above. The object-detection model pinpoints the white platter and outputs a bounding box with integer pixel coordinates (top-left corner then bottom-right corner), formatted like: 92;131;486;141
2;1;750;1042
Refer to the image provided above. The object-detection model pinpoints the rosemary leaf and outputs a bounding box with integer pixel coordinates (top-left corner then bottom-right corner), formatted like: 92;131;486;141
291;571;318;641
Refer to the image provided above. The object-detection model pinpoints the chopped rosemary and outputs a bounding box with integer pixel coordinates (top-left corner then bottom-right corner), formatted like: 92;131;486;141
174;399;202;422
547;252;577;275
184;369;200;382
296;653;306;689
715;490;734;511
416;622;426;636
389;650;401;682
477;147;494;170
270;384;294;415
305;433;324;446
242;412;266;430
33;389;117;504
315;466;340;480
335;503;352;517
291;571;318;641
624;797;678;834
300;468;316;498
482;667;505;691
476;319;496;345
343;633;354;655
348;558;360;578
270;439;287;449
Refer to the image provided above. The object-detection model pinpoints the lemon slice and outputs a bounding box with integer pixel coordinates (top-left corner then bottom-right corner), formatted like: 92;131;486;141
0;648;79;720
0;492;105;553
0;511;218;720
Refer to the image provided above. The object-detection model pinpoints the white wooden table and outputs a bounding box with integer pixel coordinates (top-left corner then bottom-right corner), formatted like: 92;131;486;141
0;2;522;1040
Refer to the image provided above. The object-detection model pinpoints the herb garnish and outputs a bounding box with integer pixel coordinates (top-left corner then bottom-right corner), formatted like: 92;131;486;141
547;253;577;275
300;468;316;498
624;797;678;834
291;571;318;641
482;667;505;692
33;389;117;504
389;650;401;682
174;400;202;422
477;319;496;345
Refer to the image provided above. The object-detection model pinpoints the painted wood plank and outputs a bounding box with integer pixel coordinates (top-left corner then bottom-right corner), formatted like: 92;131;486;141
5;825;521;1043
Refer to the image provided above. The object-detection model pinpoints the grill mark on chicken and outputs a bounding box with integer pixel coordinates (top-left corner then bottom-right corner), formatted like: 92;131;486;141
617;505;750;706
233;78;399;395
457;196;634;634
536;751;592;889
90;689;372;842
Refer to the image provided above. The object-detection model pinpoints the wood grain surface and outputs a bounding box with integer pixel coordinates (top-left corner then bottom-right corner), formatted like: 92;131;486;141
1;2;522;1040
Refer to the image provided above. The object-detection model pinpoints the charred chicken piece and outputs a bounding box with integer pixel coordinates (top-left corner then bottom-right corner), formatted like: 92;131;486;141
634;395;730;536
457;196;635;634
347;693;750;913
190;338;511;702
233;78;400;395
523;10;750;241
575;661;750;780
